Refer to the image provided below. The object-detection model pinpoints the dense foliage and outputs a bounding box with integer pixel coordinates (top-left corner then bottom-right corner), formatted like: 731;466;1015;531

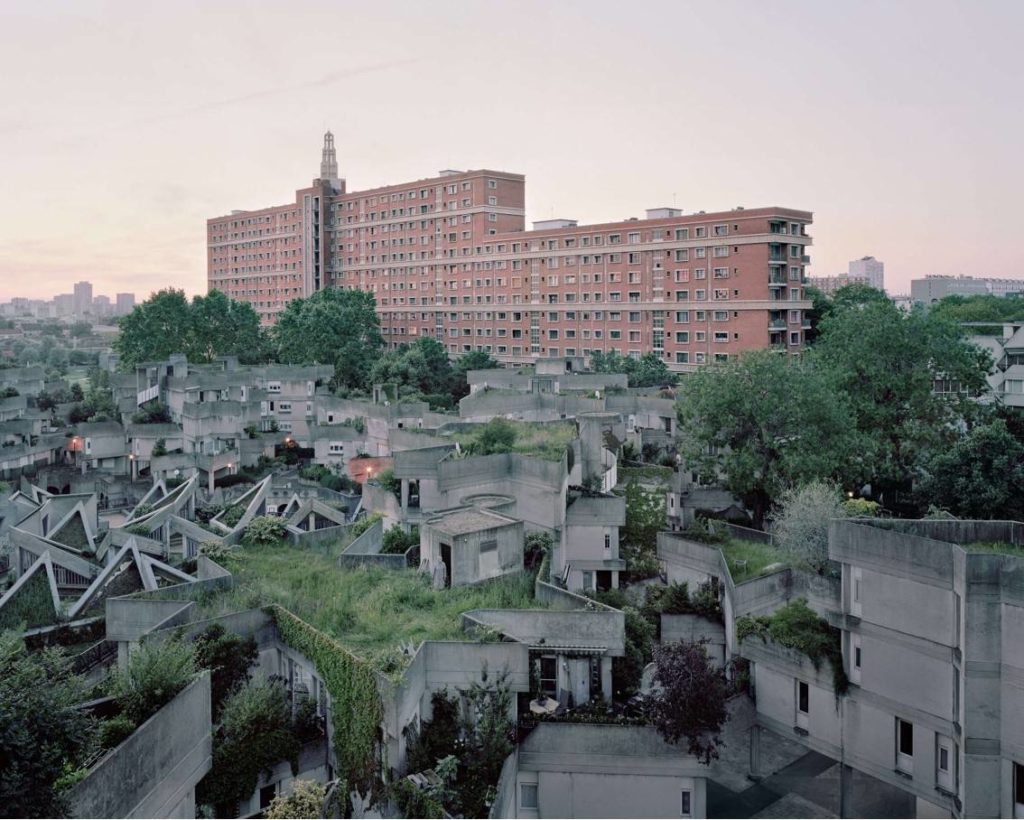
736;599;847;694
274;288;383;390
265;779;327;819
677;350;857;527
115;289;269;368
193;623;258;720
0;631;95;818
589;350;677;388
109;638;196;725
648;640;729;764
772;480;844;572
196;679;302;814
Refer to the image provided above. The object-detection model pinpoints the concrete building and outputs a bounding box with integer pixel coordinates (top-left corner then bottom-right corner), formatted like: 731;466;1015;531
966;321;1024;408
73;281;93;316
912;275;1024;304
420;506;524;587
115;292;136;315
494;723;708;819
848;256;885;291
656;519;1024;819
208;133;814;371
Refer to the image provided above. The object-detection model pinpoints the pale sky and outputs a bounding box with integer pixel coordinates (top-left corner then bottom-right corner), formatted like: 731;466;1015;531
1;0;1022;301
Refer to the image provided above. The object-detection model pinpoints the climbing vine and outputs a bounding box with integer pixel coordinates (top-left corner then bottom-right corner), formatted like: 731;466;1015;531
266;605;384;800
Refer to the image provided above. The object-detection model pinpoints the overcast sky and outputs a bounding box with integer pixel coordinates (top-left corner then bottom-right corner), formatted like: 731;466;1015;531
1;0;1022;300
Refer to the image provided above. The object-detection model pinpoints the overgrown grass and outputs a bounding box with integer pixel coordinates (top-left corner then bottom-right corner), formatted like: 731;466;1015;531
202;543;545;670
718;539;790;583
618;464;674;486
962;541;1024;557
445;421;577;462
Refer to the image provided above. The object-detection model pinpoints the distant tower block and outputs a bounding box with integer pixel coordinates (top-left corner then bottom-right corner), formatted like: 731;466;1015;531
320;130;339;181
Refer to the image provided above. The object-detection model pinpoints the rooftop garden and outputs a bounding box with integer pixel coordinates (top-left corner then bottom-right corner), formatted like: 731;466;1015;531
441;418;577;462
678;519;790;583
736;599;847;694
962;541;1024;556
201;543;547;673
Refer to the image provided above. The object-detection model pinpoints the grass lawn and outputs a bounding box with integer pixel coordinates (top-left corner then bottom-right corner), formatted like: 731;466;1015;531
962;541;1024;557
442;420;577;462
202;543;546;670
717;539;790;584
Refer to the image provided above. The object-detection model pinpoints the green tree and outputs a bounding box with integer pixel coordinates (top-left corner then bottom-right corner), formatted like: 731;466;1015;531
813;301;990;501
115;289;269;369
918;419;1024;519
196;679;302;816
828;282;891;312
114;289;192;368
187;290;269;364
473;417;518;455
929;293;1024;327
451;350;501;401
369;337;457;407
677;351;857;527
648;640;729;765
274;288;383;390
109;638;196;725
620;481;665;548
69;320;92;338
193;624;258;720
0;631;96;818
772;480;844;572
590;350;677;387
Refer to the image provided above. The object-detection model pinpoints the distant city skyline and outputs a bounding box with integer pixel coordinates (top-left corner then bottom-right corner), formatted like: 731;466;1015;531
2;0;1024;300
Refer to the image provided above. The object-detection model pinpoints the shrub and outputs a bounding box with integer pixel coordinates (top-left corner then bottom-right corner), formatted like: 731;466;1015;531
266;780;327;819
375;467;400;497
242;516;287;546
390;778;444;819
840;497;879;518
151;438;167;457
772;480;843;572
648;640;729;764
473;417;517;455
682;516;726;544
736;599;847;694
193;623;258;720
219;505;245;527
196;679;301;815
381;524;418;555
350;511;383;539
109;638;196;725
301;464;329;482
97;715;137;751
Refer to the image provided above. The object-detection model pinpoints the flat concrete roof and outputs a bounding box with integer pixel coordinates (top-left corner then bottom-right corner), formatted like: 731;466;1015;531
426;506;519;537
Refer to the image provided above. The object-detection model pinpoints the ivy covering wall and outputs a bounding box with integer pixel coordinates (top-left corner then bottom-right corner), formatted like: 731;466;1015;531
266;605;384;799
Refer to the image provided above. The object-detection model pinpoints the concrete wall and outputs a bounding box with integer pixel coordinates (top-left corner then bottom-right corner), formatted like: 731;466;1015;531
512;723;707;819
421;516;523;587
661;614;726;668
68;672;212;819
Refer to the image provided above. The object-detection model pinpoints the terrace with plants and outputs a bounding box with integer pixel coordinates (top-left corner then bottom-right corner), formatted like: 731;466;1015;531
677;518;791;584
197;540;554;674
438;418;577;462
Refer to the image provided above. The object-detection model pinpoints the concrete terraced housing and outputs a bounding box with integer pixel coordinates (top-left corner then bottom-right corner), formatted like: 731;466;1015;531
207;133;813;371
658;518;1024;819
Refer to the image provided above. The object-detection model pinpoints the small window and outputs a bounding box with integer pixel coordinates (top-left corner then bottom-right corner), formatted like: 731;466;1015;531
798;682;809;714
681;789;692;817
259;784;277;810
897;718;914;774
1014;762;1024;813
520;783;538;809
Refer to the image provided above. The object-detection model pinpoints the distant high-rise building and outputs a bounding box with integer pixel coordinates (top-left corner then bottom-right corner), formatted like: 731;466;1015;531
911;274;1024;305
115;292;136;315
93;295;112;317
848;256;884;291
207;132;815;369
72;281;93;315
54;293;74;316
807;272;867;295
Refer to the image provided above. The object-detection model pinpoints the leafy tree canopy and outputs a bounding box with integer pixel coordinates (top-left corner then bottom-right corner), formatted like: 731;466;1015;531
590;350;677;388
274;288;383;390
928;293;1024;327
0;631;96;818
812;300;991;495
114;289;269;369
648;640;729;765
677;351;859;527
918;418;1024;519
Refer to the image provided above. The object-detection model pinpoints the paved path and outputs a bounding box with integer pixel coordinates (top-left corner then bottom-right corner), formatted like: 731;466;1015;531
708;751;835;818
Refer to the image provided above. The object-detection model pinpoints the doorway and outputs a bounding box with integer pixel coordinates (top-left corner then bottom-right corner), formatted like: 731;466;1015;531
440;542;452;588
